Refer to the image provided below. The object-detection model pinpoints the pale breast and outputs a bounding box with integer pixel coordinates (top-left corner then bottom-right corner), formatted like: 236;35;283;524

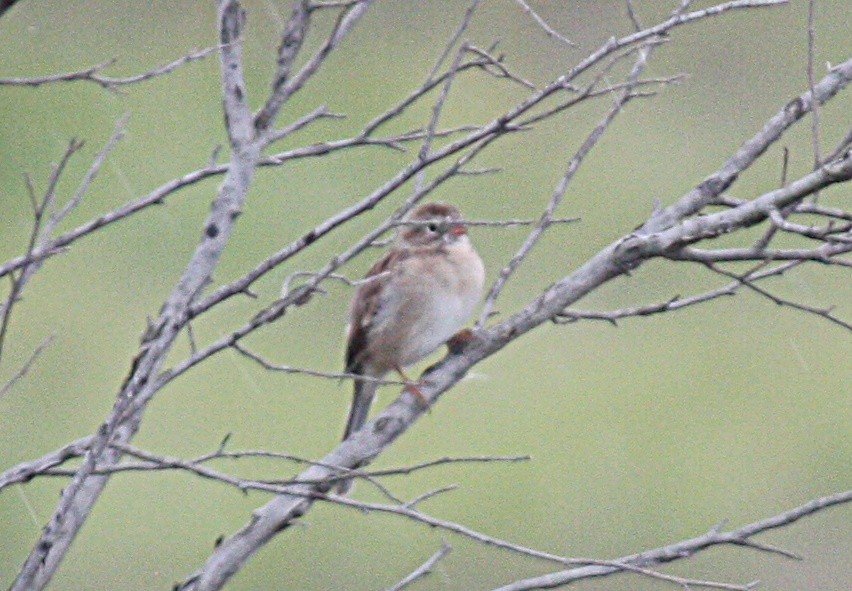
397;239;484;366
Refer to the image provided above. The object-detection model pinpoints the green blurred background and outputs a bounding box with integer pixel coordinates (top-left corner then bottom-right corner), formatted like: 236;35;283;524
1;1;850;589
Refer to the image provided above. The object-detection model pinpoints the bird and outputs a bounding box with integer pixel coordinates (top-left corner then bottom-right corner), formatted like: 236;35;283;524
338;202;485;492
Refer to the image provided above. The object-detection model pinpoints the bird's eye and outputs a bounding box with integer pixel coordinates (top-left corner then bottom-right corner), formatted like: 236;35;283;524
426;222;438;232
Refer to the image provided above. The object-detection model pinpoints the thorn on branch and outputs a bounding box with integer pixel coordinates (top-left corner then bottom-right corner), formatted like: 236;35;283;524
209;145;222;167
217;433;232;454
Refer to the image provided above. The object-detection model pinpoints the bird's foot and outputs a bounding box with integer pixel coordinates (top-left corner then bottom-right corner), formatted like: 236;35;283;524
447;328;477;354
404;381;431;411
394;364;431;411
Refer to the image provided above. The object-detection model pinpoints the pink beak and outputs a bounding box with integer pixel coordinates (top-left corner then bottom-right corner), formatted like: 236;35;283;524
449;224;467;237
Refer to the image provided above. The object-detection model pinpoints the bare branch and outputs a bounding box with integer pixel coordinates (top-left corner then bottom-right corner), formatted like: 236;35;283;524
702;261;852;331
309;0;360;8
625;0;643;31
806;0;822;172
422;44;467;161
385;543;452;591
624;149;852;258
231;342;406;386
463;44;537;90
7;3;262;588
0;334;55;399
640;33;846;234
413;0;482;194
0;121;485;284
0;139;83;364
513;0;576;47
26;444;526;498
822;127;852;163
218;0;253;144
668;242;852;264
456;217;581;229
768;208;852;242
556;258;819;325
0;46;220;90
557;294;726;326
318;497;754;591
0;436;93;492
478;43;654;327
491;490;851;591
0;163;220;280
425;0;482;83
172;47;846;589
255;0;374;139
8;3;846;590
50;115;129;231
361;455;530;480
253;0;311;132
264;105;344;145
796;201;852;221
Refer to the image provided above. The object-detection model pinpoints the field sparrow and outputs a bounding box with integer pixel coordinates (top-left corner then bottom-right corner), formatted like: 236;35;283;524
338;203;484;491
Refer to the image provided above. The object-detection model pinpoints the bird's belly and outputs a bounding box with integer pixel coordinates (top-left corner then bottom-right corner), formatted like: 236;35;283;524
399;292;475;366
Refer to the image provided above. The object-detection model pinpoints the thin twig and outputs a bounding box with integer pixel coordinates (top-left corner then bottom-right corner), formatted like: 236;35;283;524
167;132;510;389
253;0;311;133
50;115;129;230
464;44;537;89
806;0;822;175
0;335;55;399
7;5;258;589
703;261;851;331
0;46;220;90
399;217;582;229
264;105;344;146
0;140;83;364
231;342;407;386
385;543;452;591
490;490;851;591
625;0;643;31
513;0;576;47
256;0;374;137
478;43;654;327
556;256;826;325
426;0;482;83
0;125;479;282
414;0;481;193
20;443;525;507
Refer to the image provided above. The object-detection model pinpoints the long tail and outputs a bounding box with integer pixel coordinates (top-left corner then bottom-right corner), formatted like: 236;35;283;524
342;378;377;441
338;378;377;494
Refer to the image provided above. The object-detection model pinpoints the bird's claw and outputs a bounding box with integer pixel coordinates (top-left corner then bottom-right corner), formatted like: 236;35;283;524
447;328;477;354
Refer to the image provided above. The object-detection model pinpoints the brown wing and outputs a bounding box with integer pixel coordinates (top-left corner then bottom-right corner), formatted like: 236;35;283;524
345;249;406;373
